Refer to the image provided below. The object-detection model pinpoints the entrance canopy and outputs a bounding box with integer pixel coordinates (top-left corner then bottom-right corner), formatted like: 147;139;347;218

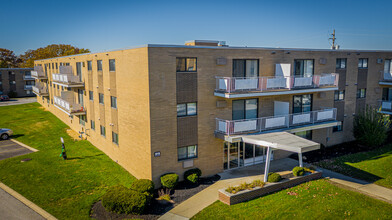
240;132;320;153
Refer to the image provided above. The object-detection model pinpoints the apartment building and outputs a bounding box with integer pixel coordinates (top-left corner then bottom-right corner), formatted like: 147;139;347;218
33;40;392;185
0;68;35;97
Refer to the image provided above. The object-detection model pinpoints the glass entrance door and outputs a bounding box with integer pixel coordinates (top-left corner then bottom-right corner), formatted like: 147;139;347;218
229;143;239;169
224;142;271;170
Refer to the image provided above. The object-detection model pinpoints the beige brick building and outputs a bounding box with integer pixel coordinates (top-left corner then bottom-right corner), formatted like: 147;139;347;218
32;40;392;185
0;68;35;97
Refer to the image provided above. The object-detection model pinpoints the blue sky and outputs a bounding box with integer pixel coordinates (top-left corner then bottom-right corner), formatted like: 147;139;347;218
1;0;392;55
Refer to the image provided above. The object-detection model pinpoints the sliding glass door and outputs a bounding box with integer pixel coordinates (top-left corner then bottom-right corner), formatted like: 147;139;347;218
233;59;258;77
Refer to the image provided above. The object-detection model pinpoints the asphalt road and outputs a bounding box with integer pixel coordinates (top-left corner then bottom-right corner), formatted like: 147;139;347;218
0;140;34;161
0;188;45;220
0;97;37;106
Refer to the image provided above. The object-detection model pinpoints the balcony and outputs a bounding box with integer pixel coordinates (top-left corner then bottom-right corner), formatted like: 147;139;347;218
378;100;392;114
53;94;86;116
31;66;47;80
23;75;35;80
215;73;339;98
215;108;339;137
379;72;392;86
24;85;33;90
32;83;48;96
52;66;84;87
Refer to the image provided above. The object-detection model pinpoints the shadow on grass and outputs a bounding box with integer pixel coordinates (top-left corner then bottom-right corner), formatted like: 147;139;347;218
10;134;25;139
67;153;104;160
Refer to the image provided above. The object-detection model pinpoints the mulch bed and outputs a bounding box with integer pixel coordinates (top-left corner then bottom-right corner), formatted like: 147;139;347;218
90;174;221;220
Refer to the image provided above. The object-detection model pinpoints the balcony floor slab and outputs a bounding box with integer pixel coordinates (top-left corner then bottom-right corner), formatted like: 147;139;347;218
215;87;338;98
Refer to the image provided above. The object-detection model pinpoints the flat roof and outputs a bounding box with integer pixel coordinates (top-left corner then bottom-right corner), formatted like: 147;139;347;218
240;131;320;153
36;43;392;62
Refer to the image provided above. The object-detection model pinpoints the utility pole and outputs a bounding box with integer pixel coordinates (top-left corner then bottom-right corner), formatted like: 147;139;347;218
329;29;336;50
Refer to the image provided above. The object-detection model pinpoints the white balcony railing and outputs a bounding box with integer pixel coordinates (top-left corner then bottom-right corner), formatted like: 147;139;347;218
216;73;339;94
378;100;392;113
52;73;83;85
216;108;337;136
24;85;33;90
380;72;392;83
53;96;85;114
23;75;34;80
32;82;48;95
31;66;47;79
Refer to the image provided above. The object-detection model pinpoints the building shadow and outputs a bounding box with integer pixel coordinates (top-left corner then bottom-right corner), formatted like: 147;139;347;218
67;153;104;160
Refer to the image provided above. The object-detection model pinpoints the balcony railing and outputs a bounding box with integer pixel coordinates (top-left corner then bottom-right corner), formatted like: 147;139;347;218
215;73;339;94
52;66;83;87
23;75;34;80
31;66;47;79
216;108;337;136
379;72;392;84
32;83;48;96
378;100;392;114
53;96;85;115
24;85;33;90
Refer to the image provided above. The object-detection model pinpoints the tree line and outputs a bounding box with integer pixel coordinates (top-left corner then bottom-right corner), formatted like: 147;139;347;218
0;44;90;68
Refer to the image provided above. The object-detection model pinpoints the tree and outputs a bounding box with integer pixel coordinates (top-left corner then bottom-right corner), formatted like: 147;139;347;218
19;44;90;68
0;48;21;68
353;105;391;148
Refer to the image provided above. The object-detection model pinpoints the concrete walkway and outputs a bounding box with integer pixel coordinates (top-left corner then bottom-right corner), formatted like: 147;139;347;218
159;158;392;220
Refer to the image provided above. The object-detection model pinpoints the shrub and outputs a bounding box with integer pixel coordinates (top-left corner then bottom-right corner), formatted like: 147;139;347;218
354;105;391;148
102;185;147;214
160;173;179;189
130;179;155;203
304;166;316;173
184;168;202;184
250;179;265;188
292;166;305;176
268;172;282;182
225;180;265;194
7;91;17;98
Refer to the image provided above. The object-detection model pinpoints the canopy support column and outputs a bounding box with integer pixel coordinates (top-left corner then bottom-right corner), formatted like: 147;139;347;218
298;152;303;167
263;146;272;182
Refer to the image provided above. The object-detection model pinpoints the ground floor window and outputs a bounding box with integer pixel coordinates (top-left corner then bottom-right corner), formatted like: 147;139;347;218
178;145;197;161
295;130;312;140
79;115;86;126
223;142;272;170
112;132;119;145
91;120;95;130
100;125;106;137
333;122;343;132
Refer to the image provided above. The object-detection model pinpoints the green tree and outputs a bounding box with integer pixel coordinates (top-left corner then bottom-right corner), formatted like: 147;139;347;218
0;48;21;68
20;44;90;68
353;105;391;148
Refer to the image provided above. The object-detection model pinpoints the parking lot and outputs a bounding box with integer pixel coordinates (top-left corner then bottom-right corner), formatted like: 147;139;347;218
0;97;36;106
0;140;35;160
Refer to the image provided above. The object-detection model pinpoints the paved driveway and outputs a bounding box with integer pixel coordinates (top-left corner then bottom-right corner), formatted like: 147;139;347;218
0;188;45;220
0;97;36;106
0;140;35;161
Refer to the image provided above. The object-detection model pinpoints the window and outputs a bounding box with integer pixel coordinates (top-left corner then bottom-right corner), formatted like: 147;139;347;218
99;93;104;104
109;59;115;71
232;99;258;120
384;59;392;74
52;63;54;69
358;58;368;68
97;60;102;71
333;122;343;132
100;125;106;137
232;59;259;77
10;81;16;85
112;132;119;145
111;96;117;109
56;63;58;69
382;88;392;101
89;91;93;101
336;58;347;69
293;94;312;113
357;88;366;98
176;57;197;72
334;90;345;101
294;59;314;77
87;61;92;71
91;120;95;130
177;102;197;117
178;145;197;161
79;115;86;126
295;131;312;140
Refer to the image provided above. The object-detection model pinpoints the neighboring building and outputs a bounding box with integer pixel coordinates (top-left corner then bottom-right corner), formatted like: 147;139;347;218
0;68;35;97
32;40;392;185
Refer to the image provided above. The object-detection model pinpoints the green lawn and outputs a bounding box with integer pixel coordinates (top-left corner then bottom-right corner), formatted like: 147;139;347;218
313;144;392;189
192;179;392;220
0;103;136;219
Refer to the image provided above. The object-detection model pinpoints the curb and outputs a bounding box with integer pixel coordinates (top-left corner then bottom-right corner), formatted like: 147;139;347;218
10;139;39;152
0;182;57;220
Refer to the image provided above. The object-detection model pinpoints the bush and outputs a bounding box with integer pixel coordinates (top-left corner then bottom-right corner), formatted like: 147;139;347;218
184;168;202;184
7;91;17;98
160;173;179;189
102;185;147;214
292;166;305;176
268;172;282;182
354;105;391;148
225;180;265;194
130;179;155;203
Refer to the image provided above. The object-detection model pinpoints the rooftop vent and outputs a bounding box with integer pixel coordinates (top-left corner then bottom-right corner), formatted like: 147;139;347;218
185;40;228;47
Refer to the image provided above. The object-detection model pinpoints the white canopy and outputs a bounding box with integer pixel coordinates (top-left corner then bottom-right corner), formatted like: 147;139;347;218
240;131;320;153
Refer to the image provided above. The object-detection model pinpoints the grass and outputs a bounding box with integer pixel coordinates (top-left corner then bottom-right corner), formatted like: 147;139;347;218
0;103;136;219
314;144;392;188
192;179;392;220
